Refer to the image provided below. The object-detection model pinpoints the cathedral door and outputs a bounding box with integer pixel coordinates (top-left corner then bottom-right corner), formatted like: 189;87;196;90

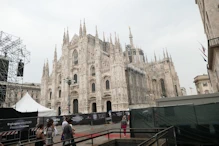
58;106;61;115
106;101;112;112
92;102;97;112
73;99;78;114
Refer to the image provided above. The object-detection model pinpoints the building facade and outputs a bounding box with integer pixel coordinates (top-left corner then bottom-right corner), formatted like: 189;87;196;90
40;22;182;114
0;81;41;107
195;0;219;92
194;74;213;94
181;87;187;96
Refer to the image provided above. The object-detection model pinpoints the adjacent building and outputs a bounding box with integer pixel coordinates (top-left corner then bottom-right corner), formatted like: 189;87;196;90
40;22;182;114
194;74;213;94
195;0;219;92
181;87;187;96
0;81;41;107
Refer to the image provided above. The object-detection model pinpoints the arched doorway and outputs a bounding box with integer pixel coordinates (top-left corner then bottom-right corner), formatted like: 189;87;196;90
92;102;97;112
106;101;112;112
73;99;78;114
58;106;61;115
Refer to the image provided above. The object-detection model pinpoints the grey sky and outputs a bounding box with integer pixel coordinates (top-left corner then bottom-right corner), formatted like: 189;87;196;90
1;0;207;95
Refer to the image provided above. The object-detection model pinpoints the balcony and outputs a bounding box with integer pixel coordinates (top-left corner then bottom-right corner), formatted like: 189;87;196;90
208;37;219;69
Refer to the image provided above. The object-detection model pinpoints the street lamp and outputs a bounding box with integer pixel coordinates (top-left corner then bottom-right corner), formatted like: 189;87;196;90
64;77;74;114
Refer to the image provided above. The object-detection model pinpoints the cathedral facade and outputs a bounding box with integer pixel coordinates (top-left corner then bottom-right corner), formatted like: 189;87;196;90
40;22;182;115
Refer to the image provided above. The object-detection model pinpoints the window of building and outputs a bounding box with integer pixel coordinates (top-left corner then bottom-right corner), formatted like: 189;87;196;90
59;90;61;98
73;50;78;65
91;66;95;76
59;74;61;84
205;90;209;94
175;85;178;96
92;83;95;92
106;80;110;90
50;92;52;100
203;83;208;86
74;74;77;83
160;79;166;97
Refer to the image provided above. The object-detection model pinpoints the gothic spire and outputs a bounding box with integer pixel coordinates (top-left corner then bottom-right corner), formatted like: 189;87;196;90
63;28;66;44
95;25;98;38
114;32;117;45
46;59;49;77
66;27;69;43
145;54;148;63
166;48;169;58
103;32;105;42
125;43;129;63
163;48;166;59
42;61;45;77
83;19;86;36
154;51;157;62
79;20;82;37
54;45;57;62
129;27;134;48
110;33;112;44
118;35;122;53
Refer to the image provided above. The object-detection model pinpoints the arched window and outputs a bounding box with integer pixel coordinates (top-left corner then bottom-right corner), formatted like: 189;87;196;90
175;85;178;96
92;83;95;92
160;79;166;97
106;80;110;90
50;92;52;100
73;50;78;65
205;90;209;94
59;90;61;98
91;66;95;76
74;74;77;83
58;74;61;84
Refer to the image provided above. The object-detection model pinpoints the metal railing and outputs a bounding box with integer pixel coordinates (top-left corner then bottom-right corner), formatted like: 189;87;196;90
138;126;176;146
5;127;166;146
208;37;219;47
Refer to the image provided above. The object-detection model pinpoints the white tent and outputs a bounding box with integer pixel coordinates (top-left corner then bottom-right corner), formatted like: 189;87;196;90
12;93;56;117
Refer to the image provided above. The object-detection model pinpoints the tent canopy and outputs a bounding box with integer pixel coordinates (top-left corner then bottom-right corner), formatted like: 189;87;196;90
12;93;56;117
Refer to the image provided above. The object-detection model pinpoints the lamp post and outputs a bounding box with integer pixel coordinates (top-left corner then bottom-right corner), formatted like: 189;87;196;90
64;77;73;114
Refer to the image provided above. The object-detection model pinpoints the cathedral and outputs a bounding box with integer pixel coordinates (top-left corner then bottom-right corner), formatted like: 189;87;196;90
40;21;182;115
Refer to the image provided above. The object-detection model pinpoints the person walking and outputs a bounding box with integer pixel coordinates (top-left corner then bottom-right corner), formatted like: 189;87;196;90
62;116;68;130
121;115;128;137
46;119;55;146
63;118;76;146
35;124;45;146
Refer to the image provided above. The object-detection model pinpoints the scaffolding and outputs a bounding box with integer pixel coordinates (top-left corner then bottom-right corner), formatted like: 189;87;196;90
0;31;30;106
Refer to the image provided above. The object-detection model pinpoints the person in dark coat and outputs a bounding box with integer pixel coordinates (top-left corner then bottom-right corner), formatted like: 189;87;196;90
63;119;76;146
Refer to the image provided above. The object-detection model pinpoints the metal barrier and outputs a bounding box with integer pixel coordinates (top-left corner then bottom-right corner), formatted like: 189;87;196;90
12;127;167;146
138;126;176;146
0;130;20;144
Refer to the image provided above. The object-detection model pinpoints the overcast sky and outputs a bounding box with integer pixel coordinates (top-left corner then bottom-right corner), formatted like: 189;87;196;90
1;0;207;95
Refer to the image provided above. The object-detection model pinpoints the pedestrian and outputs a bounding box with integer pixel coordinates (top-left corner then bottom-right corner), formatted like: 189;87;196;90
46;119;55;146
62;116;68;130
63;118;76;146
35;124;45;146
61;116;68;144
121;115;128;137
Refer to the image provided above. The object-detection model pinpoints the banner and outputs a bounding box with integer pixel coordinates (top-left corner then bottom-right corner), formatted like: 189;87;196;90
111;111;124;123
92;112;107;125
71;114;92;125
0;117;38;132
0;109;38;132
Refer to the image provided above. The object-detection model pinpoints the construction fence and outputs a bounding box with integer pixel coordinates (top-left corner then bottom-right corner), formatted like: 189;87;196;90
130;102;219;145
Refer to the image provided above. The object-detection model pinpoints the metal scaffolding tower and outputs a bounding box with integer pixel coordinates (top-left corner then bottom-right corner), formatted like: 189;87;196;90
0;31;30;106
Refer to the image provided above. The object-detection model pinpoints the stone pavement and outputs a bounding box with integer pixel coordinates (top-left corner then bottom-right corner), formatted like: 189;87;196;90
52;123;130;146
